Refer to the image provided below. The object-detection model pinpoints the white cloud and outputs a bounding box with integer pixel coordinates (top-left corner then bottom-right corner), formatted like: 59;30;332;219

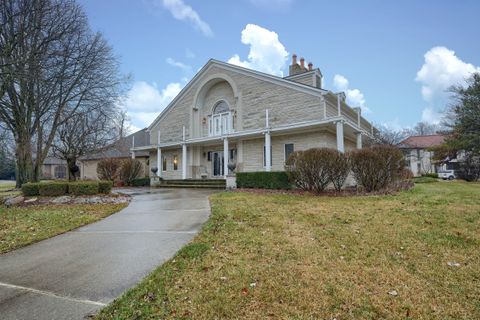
333;74;370;113
166;57;192;73
415;46;480;124
228;24;288;76
121;81;184;129
161;0;213;37
416;46;480;103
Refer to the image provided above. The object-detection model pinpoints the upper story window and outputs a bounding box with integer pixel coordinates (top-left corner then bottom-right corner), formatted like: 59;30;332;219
208;101;233;136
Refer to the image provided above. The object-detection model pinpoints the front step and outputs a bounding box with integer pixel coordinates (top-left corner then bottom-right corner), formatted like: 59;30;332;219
156;179;226;189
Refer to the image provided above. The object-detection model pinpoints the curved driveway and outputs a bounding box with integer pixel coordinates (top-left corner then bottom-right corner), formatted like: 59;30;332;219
0;188;217;320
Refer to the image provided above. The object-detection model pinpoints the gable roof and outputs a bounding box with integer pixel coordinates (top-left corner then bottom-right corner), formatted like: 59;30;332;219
80;128;150;160
148;59;329;130
398;134;445;149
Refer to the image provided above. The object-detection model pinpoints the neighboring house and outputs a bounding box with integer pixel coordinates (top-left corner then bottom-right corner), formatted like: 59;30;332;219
398;134;446;176
132;55;375;181
78;129;150;180
42;157;67;179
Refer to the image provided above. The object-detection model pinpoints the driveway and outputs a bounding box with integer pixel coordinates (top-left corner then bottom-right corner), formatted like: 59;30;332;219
0;188;217;320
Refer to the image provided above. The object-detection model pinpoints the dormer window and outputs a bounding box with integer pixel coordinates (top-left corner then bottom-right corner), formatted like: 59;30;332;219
208;101;233;136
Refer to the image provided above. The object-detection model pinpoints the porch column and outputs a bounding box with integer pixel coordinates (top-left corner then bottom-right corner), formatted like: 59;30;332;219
156;131;161;177
265;109;271;172
157;148;162;177
356;132;362;149
182;126;187;179
182;144;187;179
336;120;344;153
131;136;135;159
223;137;229;178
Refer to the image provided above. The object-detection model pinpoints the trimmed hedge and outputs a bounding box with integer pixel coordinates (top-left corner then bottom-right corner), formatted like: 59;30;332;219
22;183;41;196
68;181;99;195
236;172;290;189
21;181;113;197
422;173;439;179
131;177;150;187
98;180;113;194
39;182;69;196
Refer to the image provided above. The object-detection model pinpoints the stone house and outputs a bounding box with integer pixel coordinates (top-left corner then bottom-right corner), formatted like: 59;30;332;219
398;134;446;176
131;56;375;181
78;129;150;180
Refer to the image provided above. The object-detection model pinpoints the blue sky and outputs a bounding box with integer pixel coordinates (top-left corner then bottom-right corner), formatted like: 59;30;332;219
79;0;480;132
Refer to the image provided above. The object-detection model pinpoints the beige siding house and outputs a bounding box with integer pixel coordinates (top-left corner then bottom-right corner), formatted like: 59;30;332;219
132;56;375;181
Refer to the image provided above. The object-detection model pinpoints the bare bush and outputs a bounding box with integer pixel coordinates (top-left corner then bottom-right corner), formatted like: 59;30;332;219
325;150;350;191
119;159;143;186
97;158;121;182
285;149;332;193
350;145;404;192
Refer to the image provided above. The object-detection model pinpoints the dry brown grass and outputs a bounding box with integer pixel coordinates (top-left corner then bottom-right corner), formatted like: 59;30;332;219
98;181;480;319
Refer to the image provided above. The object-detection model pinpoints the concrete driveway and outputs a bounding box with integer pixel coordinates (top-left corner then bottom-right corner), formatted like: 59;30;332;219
0;188;217;320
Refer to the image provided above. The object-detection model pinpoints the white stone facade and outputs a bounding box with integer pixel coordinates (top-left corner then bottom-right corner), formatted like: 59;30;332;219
130;59;374;180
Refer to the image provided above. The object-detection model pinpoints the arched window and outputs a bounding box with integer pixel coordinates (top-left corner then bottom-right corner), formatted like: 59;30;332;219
213;101;229;114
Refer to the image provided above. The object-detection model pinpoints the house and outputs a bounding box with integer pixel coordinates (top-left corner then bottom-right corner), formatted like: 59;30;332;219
131;55;375;182
42;157;67;179
398;134;446;176
78;129;150;180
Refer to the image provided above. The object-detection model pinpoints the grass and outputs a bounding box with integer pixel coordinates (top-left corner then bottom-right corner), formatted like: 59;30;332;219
0;202;127;253
97;182;480;319
0;181;20;201
413;176;440;183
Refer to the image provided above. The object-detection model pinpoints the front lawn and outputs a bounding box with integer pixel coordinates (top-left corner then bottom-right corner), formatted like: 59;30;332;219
0;181;20;200
97;182;480;319
0;203;127;253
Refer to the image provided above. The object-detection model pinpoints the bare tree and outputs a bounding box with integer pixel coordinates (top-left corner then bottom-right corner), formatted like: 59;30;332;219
411;122;440;136
0;122;15;179
0;0;124;187
371;124;409;146
51;104;125;180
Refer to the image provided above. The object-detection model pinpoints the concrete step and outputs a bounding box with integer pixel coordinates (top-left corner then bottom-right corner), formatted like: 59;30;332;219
155;184;226;189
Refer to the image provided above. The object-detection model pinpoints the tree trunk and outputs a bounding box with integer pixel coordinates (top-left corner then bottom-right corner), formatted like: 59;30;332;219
67;157;77;181
15;134;33;188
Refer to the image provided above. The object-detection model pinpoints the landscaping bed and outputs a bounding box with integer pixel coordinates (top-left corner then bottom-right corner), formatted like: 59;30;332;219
97;181;480;319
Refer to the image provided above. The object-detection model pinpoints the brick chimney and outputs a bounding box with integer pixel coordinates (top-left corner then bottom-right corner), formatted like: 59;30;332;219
292;54;297;65
308;62;313;71
300;57;305;70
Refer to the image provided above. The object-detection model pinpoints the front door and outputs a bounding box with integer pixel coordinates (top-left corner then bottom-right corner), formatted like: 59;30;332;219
212;151;224;177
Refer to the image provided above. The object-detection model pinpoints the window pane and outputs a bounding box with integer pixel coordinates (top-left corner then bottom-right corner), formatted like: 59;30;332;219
213;101;229;114
162;156;167;171
284;144;294;161
173;155;178;171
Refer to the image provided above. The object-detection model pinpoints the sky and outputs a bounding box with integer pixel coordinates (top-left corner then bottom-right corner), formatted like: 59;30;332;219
79;0;480;132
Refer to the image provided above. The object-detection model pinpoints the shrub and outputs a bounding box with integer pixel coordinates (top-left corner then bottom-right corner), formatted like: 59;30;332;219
119;159;144;186
98;180;113;194
422;172;439;178
38;182;69;196
131;177;150;187
22;182;41;196
325;149;350;191
236;172;290;189
68;181;99;195
350;145;404;192
97;158;121;181
457;154;480;182
285;148;332;192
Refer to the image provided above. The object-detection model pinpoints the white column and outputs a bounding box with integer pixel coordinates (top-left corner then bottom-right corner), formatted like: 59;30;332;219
265;109;271;172
356;132;362;149
182;126;187;179
156;131;161;177
131;135;135;159
182;144;187;179
322;97;327;118
336;121;344;153
223;137;229;178
337;94;341;116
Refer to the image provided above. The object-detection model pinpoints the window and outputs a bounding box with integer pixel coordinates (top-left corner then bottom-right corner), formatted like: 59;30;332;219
229;149;236;160
162;156;167;171
284;143;294;161
173;155;178;171
208;101;232;136
263;145;272;167
54;165;66;179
